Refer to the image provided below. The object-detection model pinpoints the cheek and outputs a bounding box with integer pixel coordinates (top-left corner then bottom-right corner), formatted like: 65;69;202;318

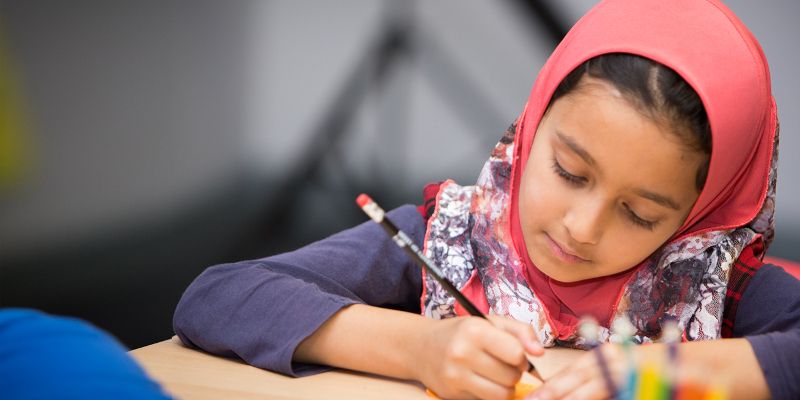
594;227;675;274
519;161;566;230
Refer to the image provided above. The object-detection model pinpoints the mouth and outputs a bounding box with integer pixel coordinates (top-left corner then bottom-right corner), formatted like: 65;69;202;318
544;233;590;264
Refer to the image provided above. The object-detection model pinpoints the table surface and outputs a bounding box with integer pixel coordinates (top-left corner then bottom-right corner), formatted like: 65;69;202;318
130;337;584;400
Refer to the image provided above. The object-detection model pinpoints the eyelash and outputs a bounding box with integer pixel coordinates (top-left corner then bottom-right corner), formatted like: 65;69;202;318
550;158;586;186
623;203;656;230
550;158;657;231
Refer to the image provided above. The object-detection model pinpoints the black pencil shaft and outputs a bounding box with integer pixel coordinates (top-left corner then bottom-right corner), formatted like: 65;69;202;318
374;212;541;378
376;218;487;319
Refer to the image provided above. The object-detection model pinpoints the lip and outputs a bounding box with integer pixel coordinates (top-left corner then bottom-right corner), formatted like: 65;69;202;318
544;233;590;264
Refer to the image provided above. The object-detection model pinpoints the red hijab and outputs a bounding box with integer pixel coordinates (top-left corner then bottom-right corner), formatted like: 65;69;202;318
509;0;776;330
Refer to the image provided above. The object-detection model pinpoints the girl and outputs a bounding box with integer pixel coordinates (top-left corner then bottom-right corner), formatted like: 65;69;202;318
173;1;800;399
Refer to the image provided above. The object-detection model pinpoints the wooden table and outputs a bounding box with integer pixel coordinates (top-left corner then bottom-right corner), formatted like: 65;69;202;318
131;337;583;400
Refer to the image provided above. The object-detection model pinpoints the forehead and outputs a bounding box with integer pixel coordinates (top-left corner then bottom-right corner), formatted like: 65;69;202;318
543;80;704;202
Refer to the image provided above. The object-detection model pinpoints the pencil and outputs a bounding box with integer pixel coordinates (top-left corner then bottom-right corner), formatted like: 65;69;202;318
356;193;545;382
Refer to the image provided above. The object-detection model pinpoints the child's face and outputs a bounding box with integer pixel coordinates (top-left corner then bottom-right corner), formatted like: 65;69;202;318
519;77;706;283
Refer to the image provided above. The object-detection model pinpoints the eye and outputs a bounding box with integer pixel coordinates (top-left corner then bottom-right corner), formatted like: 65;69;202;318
622;203;657;231
551;157;587;186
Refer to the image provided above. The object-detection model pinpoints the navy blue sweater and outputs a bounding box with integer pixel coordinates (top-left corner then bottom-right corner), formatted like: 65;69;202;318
173;205;800;399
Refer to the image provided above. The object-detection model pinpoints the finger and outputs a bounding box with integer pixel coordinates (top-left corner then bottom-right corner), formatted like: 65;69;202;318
529;346;602;399
560;376;614;400
489;316;544;356
477;325;528;371
465;370;516;400
470;349;524;387
530;355;596;399
533;345;626;400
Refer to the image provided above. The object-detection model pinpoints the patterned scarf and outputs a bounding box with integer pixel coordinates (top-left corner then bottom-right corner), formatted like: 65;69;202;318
420;119;778;347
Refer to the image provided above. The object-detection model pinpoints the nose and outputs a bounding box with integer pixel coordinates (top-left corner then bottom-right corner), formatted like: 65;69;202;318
563;196;606;245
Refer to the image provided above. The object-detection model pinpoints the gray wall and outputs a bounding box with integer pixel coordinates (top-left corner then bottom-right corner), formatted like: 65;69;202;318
725;0;800;257
2;1;796;260
0;0;251;256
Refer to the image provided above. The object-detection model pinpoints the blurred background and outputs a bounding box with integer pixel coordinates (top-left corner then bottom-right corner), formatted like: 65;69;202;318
0;0;797;349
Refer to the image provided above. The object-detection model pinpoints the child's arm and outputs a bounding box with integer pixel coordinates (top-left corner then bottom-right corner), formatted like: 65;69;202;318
528;338;770;400
174;203;544;399
731;264;800;399
529;265;800;400
294;303;543;400
173;205;426;377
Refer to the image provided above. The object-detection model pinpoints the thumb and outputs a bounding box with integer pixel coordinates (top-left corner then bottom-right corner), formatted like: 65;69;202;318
488;315;544;356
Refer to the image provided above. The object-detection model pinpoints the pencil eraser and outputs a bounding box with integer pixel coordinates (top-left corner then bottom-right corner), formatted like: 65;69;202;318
356;193;372;208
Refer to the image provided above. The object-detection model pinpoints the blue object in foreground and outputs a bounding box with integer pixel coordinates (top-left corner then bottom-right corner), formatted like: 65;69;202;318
0;308;172;400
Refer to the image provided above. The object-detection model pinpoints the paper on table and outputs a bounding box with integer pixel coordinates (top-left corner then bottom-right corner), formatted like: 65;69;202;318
425;380;540;399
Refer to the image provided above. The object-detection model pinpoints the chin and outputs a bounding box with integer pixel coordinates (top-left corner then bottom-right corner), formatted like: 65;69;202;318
530;256;585;283
544;269;585;283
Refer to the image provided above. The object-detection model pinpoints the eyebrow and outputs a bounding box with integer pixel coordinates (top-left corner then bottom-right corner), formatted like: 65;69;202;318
555;130;596;167
632;189;682;210
554;130;682;211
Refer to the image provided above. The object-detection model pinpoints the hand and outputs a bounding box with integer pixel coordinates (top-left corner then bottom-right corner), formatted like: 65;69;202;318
526;343;662;400
416;315;544;400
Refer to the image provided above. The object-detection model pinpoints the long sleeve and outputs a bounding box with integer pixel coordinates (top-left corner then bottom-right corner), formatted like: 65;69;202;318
172;204;426;377
734;264;800;400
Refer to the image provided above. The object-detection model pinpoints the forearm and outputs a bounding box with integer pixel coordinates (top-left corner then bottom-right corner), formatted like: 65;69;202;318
294;304;544;400
294;304;430;381
173;205;426;376
733;265;800;399
173;260;361;376
536;337;770;400
675;339;769;400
